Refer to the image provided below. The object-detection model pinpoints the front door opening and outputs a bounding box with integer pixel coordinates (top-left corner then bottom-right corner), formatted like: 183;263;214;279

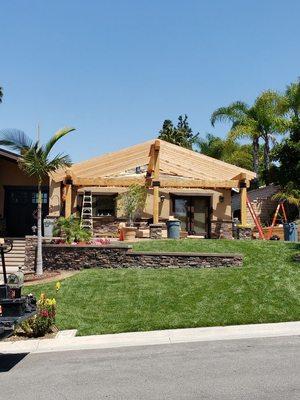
172;196;211;237
4;186;49;237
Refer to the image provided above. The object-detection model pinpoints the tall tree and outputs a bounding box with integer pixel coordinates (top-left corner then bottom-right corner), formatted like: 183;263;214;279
211;101;261;182
211;94;285;184
197;133;254;171
0;127;75;275
271;79;300;213
158;114;199;149
0;86;3;103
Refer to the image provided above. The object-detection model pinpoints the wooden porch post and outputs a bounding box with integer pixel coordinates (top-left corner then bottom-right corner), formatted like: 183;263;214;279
152;140;160;224
65;184;72;218
239;174;248;226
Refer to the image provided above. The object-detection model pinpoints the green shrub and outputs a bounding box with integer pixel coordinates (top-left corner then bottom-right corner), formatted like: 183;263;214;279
53;214;92;243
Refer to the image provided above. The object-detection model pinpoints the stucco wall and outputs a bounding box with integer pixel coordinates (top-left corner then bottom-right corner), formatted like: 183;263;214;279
48;179;61;216
0;158;48;217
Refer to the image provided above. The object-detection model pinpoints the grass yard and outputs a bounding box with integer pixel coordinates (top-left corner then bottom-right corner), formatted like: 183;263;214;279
24;240;300;336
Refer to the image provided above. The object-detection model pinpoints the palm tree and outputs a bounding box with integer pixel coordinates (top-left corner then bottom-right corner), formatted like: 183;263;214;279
0;86;3;103
211;93;285;184
211;101;261;182
0;127;75;275
272;182;300;220
278;78;300;140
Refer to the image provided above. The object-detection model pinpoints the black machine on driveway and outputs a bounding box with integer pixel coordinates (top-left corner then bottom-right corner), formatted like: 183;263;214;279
0;240;37;340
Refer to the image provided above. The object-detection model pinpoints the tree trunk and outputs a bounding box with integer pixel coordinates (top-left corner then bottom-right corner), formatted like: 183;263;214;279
252;136;259;186
263;134;270;185
36;182;43;276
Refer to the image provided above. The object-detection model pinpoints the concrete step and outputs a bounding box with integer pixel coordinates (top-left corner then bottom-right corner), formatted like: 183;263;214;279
0;238;26;270
3;258;25;263
3;252;25;257
1;266;20;273
4;251;25;256
2;261;24;266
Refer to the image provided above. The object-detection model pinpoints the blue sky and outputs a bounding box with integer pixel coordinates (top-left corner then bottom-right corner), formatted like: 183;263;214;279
0;0;299;162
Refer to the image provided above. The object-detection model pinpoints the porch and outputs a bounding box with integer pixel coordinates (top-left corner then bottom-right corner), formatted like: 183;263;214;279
48;139;256;238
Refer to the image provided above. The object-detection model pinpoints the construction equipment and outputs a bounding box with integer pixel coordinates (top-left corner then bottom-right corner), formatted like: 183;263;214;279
246;196;265;239
266;202;287;240
80;190;93;231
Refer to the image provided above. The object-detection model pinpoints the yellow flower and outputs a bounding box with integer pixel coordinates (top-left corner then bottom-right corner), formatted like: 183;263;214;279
55;282;61;291
40;293;46;301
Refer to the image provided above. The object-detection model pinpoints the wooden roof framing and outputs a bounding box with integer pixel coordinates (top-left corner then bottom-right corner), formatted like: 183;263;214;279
51;139;256;189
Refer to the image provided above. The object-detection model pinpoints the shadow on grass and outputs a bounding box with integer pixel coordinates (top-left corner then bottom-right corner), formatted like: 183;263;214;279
0;353;28;372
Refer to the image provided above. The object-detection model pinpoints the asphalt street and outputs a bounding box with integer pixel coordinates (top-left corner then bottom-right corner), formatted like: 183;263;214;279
0;336;299;399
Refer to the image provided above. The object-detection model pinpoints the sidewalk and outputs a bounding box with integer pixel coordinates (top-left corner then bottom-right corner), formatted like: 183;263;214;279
1;321;299;354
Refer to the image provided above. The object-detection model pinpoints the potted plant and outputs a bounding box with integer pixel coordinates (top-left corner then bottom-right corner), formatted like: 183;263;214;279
117;185;146;241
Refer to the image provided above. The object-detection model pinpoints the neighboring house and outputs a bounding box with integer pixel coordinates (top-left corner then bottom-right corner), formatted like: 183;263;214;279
0;148;49;237
232;184;280;226
49;139;255;238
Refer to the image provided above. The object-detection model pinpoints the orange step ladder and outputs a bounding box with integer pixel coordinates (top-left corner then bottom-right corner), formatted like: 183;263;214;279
246;196;265;239
266;202;287;240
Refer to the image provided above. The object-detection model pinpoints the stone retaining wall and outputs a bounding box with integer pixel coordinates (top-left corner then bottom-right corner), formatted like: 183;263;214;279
210;220;233;239
42;244;243;270
24;236;37;271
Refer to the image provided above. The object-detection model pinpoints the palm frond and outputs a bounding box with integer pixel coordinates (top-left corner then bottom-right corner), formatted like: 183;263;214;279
228;120;259;140
46;154;72;172
0;129;34;152
0;86;3;103
44;127;75;156
272;182;300;207
210;101;249;127
19;148;43;177
282;79;300;119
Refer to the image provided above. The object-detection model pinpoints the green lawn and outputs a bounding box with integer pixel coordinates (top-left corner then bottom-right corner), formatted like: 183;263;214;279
24;240;300;336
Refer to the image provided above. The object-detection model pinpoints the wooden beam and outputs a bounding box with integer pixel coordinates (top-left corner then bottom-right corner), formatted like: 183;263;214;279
152;142;160;224
71;176;240;189
159;178;240;189
232;172;251;188
73;176;146;186
239;178;248;226
147;144;155;174
65;184;72;218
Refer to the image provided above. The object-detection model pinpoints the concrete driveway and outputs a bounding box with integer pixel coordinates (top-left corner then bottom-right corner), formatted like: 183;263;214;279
1;335;299;399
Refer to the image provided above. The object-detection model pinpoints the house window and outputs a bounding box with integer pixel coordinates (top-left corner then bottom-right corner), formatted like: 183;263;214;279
9;191;29;205
31;192;48;204
92;195;116;217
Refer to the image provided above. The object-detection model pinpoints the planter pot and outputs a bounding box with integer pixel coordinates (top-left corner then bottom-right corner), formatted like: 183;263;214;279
121;226;137;241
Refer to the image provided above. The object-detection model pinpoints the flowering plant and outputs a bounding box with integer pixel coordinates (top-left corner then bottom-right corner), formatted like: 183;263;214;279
91;238;111;245
22;293;57;337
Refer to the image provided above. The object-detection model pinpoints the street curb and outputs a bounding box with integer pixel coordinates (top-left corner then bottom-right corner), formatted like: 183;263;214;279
0;321;299;354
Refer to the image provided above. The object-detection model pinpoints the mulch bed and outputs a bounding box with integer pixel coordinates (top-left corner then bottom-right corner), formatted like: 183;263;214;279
4;326;59;342
24;270;80;285
25;270;61;283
